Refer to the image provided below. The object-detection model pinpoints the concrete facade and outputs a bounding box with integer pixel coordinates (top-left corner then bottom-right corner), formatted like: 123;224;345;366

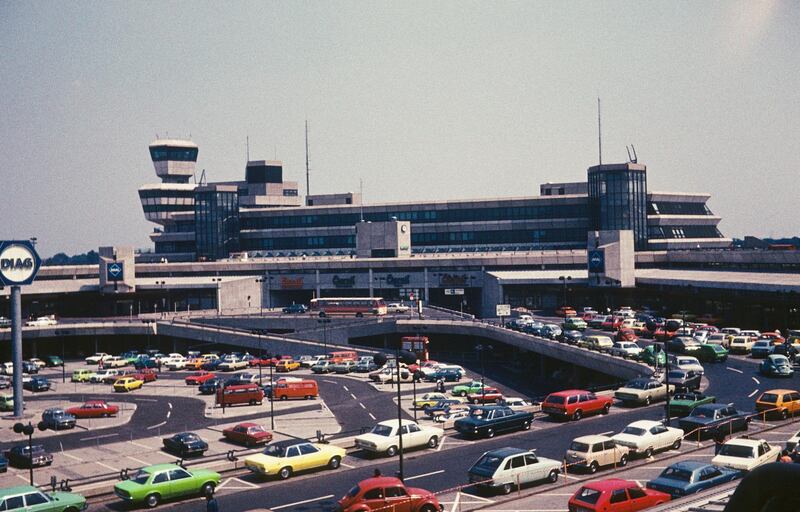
355;220;411;258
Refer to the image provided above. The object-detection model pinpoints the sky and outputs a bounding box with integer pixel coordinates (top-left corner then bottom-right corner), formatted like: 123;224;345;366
1;1;798;257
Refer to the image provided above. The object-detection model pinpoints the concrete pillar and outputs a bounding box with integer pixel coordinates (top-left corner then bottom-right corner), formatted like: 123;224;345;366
315;270;321;299
368;268;374;297
11;286;23;417
423;268;430;302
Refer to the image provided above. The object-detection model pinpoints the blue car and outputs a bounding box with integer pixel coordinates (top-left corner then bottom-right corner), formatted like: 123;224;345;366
646;461;741;498
426;368;462;382
0;454;7;472
134;357;158;369
201;359;224;371
760;354;794;377
23;376;50;392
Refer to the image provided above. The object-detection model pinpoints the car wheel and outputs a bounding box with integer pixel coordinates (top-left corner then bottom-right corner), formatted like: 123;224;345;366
386;446;398;457
522;420;531;431
501;483;513;495
144;493;160;508
644;447;654;458
280;395;288;401
602;403;611;415
644;396;651;406
572;410;582;421
356;313;363;318
782;409;789;420
548;469;559;483
672;438;682;450
589;461;599;474
427;436;439;448
249;399;256;406
200;482;215;497
459;391;467;397
472;398;480;404
486;428;495;438
420;505;438;512
278;466;292;480
619;454;628;467
328;456;341;469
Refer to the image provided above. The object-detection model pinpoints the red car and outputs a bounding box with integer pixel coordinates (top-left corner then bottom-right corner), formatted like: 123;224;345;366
222;422;273;447
128;369;157;383
248;357;272;368
615;328;638;342
601;316;623;331
541;390;612;421
339;476;442;512
185;371;216;385
66;400;120;418
556;306;577;317
568;478;670;511
467;387;503;404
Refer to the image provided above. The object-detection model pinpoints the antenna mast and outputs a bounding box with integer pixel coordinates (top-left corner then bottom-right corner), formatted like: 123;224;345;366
246;135;250;162
359;178;364;222
597;97;602;166
305;120;311;205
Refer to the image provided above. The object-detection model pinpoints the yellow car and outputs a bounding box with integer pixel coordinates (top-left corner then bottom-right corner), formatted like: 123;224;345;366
71;369;94;382
414;392;449;409
113;377;144;392
244;440;345;479
276;360;300;372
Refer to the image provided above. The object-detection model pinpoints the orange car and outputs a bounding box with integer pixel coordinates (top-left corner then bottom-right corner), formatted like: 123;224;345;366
556;306;577;317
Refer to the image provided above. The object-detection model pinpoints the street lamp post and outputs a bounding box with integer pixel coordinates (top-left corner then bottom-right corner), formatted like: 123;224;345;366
558;275;572;307
211;278;223;316
13;421;47;485
256;278;265;316
475;344;493;404
318;319;331;352
269;359;275;430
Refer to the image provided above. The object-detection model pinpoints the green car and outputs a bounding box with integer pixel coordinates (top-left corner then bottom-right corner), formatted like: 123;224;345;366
562;317;587;331
0;395;14;412
114;464;220;508
696;343;728;363
639;345;667;366
44;355;64;367
0;485;87;511
452;380;486;397
669;392;715;417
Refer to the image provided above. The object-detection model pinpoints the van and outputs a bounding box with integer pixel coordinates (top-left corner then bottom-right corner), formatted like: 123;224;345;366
328;351;358;363
271;380;319;400
71;369;94;382
216;383;264;407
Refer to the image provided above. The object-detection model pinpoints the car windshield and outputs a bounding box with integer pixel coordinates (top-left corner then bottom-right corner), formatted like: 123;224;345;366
661;467;693;482
346;485;360;498
469;408;488;418
718;444;754;458
545;395;565;404
622;426;647;436
626;380;649;389
713;345;725;352
690;408;714;418
371;425;394;436
262;444;288;457
569;441;590;452
759;393;779;403
131;470;151;485
673;394;695;401
574;487;602;505
472;454;504;473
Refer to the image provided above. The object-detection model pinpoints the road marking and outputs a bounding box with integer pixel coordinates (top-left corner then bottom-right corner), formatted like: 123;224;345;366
323;379;336;384
749;389;760;398
340;461;355;468
62;452;83;462
216;477;259;490
80;433;119;442
350;393;357;400
359;403;366;409
725;366;743;374
168;402;173;409
167;411;172;418
127;455;150;467
562;474;581;480
15;474;33;485
272;495;334;510
343;385;349;391
752;377;761;385
95;461;117;472
147;421;167;430
438;436;446;451
129;440;151;450
134;398;158;402
405;470;445;481
368;412;376;420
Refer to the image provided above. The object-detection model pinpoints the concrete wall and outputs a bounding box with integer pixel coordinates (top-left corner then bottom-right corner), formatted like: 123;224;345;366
219;277;263;313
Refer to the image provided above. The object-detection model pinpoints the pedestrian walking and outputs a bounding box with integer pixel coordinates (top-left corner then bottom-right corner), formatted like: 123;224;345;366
205;488;219;512
436;378;445;393
714;429;726;455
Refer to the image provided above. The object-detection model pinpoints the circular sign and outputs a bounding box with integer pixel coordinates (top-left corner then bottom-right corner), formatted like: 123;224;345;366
400;224;408;233
0;244;38;284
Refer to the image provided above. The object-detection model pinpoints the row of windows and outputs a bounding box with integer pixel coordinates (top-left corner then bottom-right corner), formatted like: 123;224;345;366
195;191;240;260
648;226;722;239
142;204;195;213
648;202;712;215
154;241;196;253
241;235;355;251
588;170;648;249
149;147;198;162
283;189;298;196
139;190;196;199
141;197;193;206
164;221;196;233
240;204;590;230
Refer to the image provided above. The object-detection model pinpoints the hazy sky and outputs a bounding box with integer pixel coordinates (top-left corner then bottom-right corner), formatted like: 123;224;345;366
2;1;798;257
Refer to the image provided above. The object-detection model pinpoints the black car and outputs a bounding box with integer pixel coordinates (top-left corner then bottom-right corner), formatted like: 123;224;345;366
424;399;465;417
201;359;224;372
666;369;702;392
41;408;76;430
0;454;7;472
678;404;750;439
21;361;38;374
23;376;50;392
5;444;53;468
162;432;208;457
454;405;534;438
559;330;583;344
198;377;223;395
282;303;308;314
666;336;701;354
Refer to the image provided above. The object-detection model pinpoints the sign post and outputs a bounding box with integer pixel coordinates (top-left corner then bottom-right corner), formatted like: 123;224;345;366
496;304;511;329
0;241;42;418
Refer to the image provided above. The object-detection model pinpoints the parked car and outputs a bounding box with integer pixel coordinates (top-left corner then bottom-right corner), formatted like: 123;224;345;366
639;345;667;366
43;355;64;367
542;390;613;421
541;324;563;339
243;440;346;479
615;329;639;342
85;353;110;365
133;357;158;370
276;359;301;372
0;485;87;512
355;419;443;457
386;303;411;313
751;340;775;358
414;393;449;409
563;317;587;331
467;387;503;404
678;404;750;439
467;447;560;495
755;389;800;420
666;336;702;354
435;407;471;424
40;408;76;430
452;380;488;397
332;361;357;374
646;461;741;498
0;394;16;412
223;423;273;447
4;445;52;468
424;399;466;418
706;333;732;348
454;405;533;438
425;368;462;382
711;438;780;471
113;463;220;509
66;400;119;418
312;360;335;374
162;432;208;457
338;476;441;512
25;316;57;327
568;479;671;512
614;378;669;406
21;361;38;374
565;435;630;473
609;341;642;359
669;392;716;417
217;357;248;372
498;397;535;411
611;420;684;458
70;369;93;383
113;377;143;392
130;369;158;383
730;335;756;354
27;358;46;369
23;376;50;392
669;355;705;375
555;306;577;317
760;354;794;377
559;330;584;344
665;369;701;392
697;343;729;363
578;335;614;351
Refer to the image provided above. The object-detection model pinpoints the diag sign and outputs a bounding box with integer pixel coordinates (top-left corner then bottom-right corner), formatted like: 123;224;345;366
0;241;41;286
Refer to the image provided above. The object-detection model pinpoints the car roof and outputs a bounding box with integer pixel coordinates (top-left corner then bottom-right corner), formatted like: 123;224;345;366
0;485;40;497
549;389;590;396
377;419;418;427
695;404;728;411
485;447;529;458
269;439;313;449
573;435;613;444
582;478;636;491
142;464;182;473
236;422;260;428
762;389;798;395
724;438;762;447
668;460;709;471
84;400;108;405
627;420;663;428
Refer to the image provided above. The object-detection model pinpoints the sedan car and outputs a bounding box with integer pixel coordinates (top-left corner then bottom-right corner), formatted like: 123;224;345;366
66;400;119;418
467;387;503;404
609;341;642;359
0;485;87;512
222;423;273;447
162;432;208;457
243;440;346;479
339;476;441;512
760;354;794;378
454;405;534;438
41;408;76;430
568;479;671;511
678;404;750;439
276;359;301;372
697;343;729;363
559;330;584;344
198;377;224;395
711;438;780;471
423;399;466;418
611;420;684;458
282;303;308;314
665;369;701;392
751;340;775;358
414;393;450;409
113;463;220;509
669;392;716;417
646;461;741;498
386;303;411;313
4;445;52;468
185;371;216;385
614;378;669;406
468;447;560;495
666;336;702;354
452;381;487;397
23;376;50;392
355;420;443;457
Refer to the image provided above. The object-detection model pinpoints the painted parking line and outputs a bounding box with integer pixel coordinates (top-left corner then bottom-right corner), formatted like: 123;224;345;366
343;385;349;392
95;461;117;472
350;393;358;400
15;474;34;485
340;461;356;468
323;380;336;384
129;440;152;450
272;495;335;510
368;412;376;420
752;377;761;385
405;470;445;481
80;433;119;442
61;452;83;462
134;398;159;402
147;421;167;430
749;389;760;398
359;403;366;409
126;455;151;467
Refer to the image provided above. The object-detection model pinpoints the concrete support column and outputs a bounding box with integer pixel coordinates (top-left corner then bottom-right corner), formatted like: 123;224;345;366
423;268;430;302
11;286;23;417
315;270;321;299
265;271;272;310
368;268;374;297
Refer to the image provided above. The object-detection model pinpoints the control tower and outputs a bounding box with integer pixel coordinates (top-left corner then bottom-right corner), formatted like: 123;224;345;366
148;139;199;183
138;139;198;224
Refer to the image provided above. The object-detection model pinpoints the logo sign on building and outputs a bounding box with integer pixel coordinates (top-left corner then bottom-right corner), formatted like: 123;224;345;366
444;288;465;296
588;250;605;273
440;273;469;286
385;274;411;287
107;262;124;281
496;304;511;317
0;240;41;286
280;277;304;289
332;275;355;288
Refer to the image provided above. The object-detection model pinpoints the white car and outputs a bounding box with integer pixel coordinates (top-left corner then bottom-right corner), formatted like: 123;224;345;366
85;353;111;365
25;316;57;327
720;327;741;336
611;420;684;458
693;331;710;344
1;362;14;375
711;438;780;471
435;408;470;423
785;429;800;452
218;357;248;371
28;358;47;369
730;336;755;354
387;303;411;313
740;330;761;339
467;447;561;495
102;356;128;368
669;355;705;376
354;419;443;456
707;333;732;348
90;369;124;383
499;397;535;411
609;342;642;358
301;355;328;368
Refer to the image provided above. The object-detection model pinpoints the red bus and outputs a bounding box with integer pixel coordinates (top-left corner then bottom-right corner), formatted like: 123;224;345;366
310;297;387;317
401;336;430;362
